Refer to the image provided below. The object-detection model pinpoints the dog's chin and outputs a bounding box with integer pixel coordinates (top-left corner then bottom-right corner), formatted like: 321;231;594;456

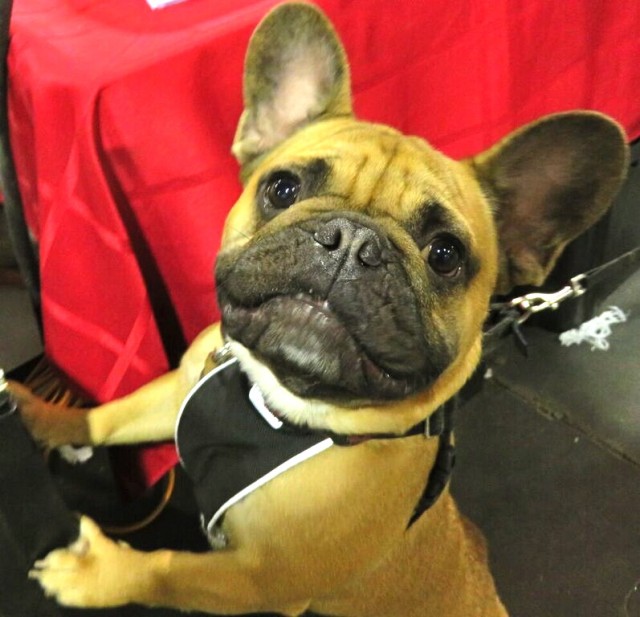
221;295;429;403
226;339;337;429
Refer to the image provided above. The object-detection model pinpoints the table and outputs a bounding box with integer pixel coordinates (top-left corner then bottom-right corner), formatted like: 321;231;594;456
8;0;640;488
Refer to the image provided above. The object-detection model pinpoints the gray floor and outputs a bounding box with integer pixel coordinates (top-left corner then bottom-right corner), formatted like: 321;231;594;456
453;269;640;617
1;269;639;616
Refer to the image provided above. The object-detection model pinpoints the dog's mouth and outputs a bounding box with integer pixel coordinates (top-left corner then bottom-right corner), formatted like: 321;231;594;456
221;293;431;402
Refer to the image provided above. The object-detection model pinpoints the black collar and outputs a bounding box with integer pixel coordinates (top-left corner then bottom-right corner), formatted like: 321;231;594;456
274;397;455;445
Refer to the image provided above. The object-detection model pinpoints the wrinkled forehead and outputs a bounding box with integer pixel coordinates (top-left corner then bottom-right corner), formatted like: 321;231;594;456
255;118;493;236
276;122;448;192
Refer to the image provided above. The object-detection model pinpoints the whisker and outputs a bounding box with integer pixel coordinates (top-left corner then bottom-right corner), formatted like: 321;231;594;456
227;225;252;241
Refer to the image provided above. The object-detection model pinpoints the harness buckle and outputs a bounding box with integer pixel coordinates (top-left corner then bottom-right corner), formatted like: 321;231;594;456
213;343;233;365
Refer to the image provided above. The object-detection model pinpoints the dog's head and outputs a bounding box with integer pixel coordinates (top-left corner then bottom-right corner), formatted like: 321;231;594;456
215;3;628;433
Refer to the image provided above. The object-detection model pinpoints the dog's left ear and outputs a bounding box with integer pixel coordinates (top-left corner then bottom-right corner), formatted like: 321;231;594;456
232;2;352;167
470;112;629;294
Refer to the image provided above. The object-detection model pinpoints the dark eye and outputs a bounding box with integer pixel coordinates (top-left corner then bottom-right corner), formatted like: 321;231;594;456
263;171;301;210
427;236;464;277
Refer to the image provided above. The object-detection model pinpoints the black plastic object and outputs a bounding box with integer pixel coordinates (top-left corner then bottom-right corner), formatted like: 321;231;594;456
0;370;78;616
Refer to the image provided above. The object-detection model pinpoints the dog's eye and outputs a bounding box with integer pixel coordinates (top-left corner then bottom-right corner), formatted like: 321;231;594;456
264;171;301;210
427;236;464;277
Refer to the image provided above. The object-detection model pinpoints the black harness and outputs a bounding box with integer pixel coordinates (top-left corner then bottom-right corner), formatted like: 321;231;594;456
175;358;455;546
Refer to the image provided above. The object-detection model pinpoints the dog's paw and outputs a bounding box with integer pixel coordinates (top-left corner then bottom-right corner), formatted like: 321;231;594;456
8;380;89;448
29;516;136;607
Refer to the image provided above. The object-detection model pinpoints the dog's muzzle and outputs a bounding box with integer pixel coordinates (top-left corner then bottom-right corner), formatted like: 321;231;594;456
216;213;451;402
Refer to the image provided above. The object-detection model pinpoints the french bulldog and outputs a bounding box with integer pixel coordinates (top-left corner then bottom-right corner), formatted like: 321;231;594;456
12;3;628;616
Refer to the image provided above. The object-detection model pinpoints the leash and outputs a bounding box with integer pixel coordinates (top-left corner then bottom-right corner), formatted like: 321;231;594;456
484;246;640;357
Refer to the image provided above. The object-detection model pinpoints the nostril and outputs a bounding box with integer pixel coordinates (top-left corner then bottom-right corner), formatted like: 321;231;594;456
311;218;386;267
358;239;382;267
313;224;342;250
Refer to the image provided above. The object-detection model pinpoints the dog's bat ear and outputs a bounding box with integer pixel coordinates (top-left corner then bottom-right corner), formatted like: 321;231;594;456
232;2;352;167
469;112;629;294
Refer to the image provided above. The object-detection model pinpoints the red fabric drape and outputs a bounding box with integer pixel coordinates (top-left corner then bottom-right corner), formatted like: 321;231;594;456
9;0;640;486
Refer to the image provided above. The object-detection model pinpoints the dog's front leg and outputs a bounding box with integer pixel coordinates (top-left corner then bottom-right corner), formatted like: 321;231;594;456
10;323;223;448
9;369;184;447
31;438;429;615
30;515;309;615
29;516;167;609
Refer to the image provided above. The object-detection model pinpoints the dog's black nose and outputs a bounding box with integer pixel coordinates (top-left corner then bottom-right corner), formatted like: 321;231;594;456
312;217;386;267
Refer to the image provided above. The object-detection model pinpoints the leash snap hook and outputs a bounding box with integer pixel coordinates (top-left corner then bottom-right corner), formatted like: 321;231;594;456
508;274;587;324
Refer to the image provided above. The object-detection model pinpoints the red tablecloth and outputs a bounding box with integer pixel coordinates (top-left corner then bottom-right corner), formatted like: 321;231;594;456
8;0;640;488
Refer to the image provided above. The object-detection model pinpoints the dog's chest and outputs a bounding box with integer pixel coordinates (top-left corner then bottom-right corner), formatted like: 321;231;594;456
175;359;333;547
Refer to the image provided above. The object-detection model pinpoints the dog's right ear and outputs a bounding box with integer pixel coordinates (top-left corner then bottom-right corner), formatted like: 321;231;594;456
232;3;352;169
470;112;629;294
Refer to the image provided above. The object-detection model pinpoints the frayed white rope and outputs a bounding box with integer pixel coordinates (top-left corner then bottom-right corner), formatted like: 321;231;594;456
559;306;628;351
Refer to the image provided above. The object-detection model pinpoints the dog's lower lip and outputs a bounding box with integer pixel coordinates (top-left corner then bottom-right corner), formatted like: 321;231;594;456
220;295;419;400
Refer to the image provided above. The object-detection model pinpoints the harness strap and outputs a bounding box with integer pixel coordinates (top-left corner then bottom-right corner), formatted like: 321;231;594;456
407;398;456;527
275;394;457;528
307;402;450;446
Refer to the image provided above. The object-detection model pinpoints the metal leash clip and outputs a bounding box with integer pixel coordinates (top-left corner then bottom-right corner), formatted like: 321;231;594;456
487;274;589;357
505;274;588;325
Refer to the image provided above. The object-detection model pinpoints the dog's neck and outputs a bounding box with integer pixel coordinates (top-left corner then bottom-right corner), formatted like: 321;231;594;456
226;337;481;436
